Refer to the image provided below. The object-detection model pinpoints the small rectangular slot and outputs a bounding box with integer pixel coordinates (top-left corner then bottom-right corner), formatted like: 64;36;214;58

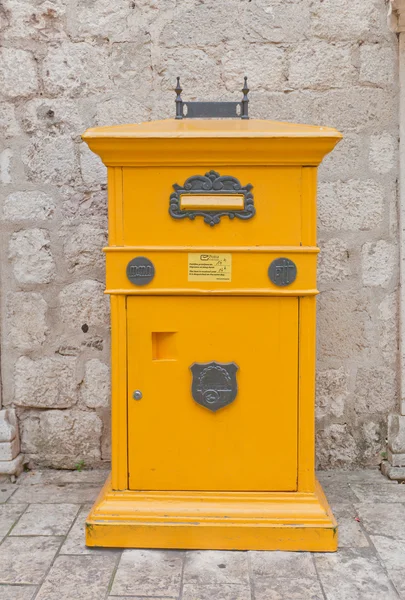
152;332;177;360
180;194;244;211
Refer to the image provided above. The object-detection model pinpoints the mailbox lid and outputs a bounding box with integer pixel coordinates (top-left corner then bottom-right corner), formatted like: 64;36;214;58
83;119;342;167
127;295;299;491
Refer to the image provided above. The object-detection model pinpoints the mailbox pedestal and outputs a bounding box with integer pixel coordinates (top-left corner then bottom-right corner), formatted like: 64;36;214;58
83;118;342;551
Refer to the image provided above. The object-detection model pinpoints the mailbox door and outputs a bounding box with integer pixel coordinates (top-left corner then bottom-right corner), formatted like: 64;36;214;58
127;296;298;491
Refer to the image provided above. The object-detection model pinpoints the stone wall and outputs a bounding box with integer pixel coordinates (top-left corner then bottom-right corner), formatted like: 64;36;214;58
0;0;399;469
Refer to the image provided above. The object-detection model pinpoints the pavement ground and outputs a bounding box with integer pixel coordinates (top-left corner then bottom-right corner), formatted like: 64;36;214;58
0;468;404;599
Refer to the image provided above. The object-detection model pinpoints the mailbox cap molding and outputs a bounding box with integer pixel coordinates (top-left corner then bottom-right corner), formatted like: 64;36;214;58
82;119;342;167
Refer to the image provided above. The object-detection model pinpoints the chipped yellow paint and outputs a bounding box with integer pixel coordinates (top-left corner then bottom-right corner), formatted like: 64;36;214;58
82;118;342;551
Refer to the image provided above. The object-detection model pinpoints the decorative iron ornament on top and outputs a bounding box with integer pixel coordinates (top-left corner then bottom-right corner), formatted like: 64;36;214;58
175;76;249;120
169;170;255;227
190;361;239;412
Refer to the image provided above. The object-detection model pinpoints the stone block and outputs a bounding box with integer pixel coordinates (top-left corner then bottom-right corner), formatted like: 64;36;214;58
361;240;396;286
388;413;405;453
362;420;386;465
158;48;222;98
109;35;153;97
318;132;365;181
222;45;286;92
0;148;13;184
318;238;351;284
316;366;350;420
80;359;110;408
0;103;20;137
22;133;76;185
360;44;397;87
369;132;397;174
311;0;391;41
6;292;48;351
61;188;108;223
79;143;107;188
310;88;397;132
317;291;372;359
378;292;398;363
354;367;397;415
2;191;55;221
160;3;242;48
244;0;311;43
95;96;149;127
0;455;24;477
20;409;102;468
381;462;405;480
0;47;38;98
59;279;109;331
21;98;85;137
1;0;67;41
9;229;55;284
62;223;107;273
14;356;78;409
0;438;20;461
289;41;356;89
42;41;110;97
387;449;405;467
0;409;18;442
316;423;358;468
67;0;133;41
318;180;384;231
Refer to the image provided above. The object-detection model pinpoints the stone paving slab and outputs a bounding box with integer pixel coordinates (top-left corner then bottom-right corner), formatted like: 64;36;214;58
331;504;369;548
0;586;37;600
351;483;405;503
0;483;17;503
0;504;27;541
250;550;317;579
10;503;80;536
110;549;184;597
8;483;100;504
0;536;62;584
183;551;249;585
254;578;324;600
355;503;405;539
371;535;405;599
59;504;118;556
0;468;404;599
35;554;118;600
182;583;252;600
315;548;400;600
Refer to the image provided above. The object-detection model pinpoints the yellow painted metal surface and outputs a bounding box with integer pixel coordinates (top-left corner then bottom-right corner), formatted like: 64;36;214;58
127;295;298;491
82;117;342;551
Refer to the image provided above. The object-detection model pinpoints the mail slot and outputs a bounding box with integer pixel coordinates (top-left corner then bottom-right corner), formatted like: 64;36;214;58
82;93;342;551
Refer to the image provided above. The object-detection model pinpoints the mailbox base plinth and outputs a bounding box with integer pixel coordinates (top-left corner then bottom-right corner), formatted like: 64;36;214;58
86;475;337;552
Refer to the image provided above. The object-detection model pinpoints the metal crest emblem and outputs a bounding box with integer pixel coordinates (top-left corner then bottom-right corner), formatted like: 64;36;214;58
190;361;238;412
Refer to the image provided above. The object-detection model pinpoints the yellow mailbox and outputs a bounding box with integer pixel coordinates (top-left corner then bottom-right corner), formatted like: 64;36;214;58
82;85;342;551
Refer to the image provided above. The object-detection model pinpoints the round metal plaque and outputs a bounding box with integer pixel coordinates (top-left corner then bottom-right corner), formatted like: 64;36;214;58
268;257;297;287
126;257;155;286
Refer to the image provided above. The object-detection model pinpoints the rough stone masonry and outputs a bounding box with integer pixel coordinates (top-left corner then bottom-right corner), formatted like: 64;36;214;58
0;0;399;469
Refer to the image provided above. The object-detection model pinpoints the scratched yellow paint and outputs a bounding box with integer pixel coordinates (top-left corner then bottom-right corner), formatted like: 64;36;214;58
82;118;342;551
